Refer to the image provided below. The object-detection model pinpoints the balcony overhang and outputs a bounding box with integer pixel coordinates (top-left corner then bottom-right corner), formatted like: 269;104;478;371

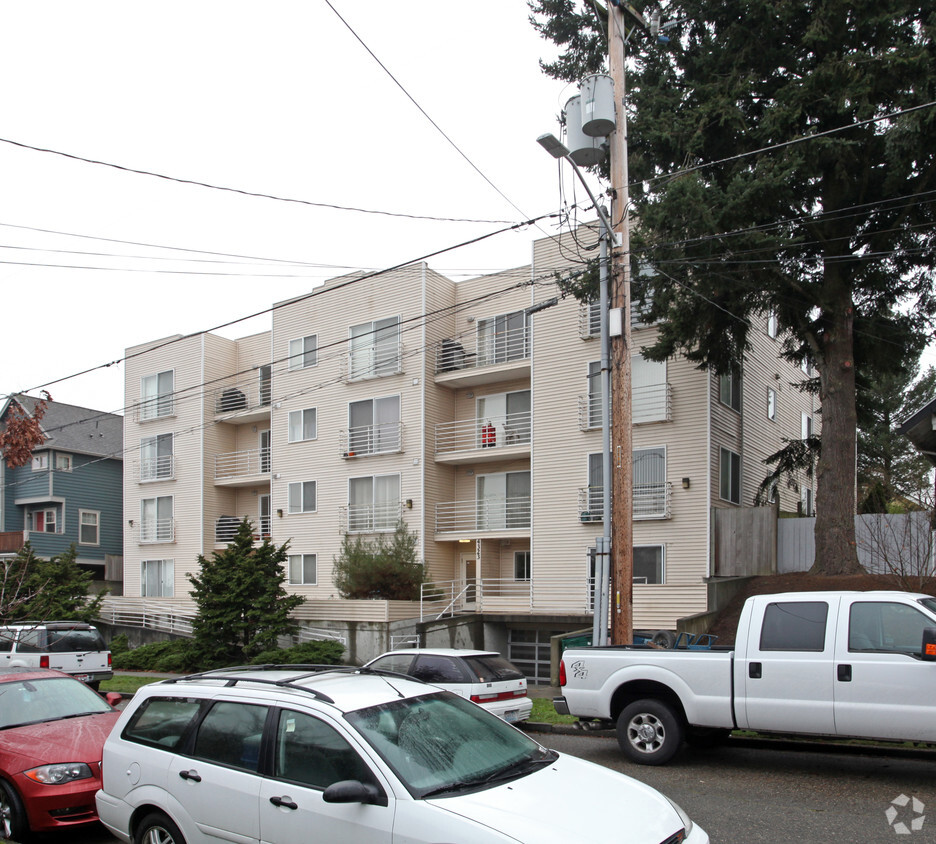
214;473;271;489
434;528;531;542
434;443;531;466
434;360;531;389
214;406;272;426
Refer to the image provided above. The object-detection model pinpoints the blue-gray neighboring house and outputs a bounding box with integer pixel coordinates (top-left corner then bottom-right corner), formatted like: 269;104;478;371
0;394;123;587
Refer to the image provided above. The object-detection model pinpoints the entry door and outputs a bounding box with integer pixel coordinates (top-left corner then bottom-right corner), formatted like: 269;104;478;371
460;553;477;609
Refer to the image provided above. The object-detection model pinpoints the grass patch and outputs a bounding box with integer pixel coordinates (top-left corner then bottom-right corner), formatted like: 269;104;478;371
531;697;577;725
99;675;165;695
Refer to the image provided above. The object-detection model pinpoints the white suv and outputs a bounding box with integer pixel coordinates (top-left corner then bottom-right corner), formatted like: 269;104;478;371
96;665;707;844
0;621;112;689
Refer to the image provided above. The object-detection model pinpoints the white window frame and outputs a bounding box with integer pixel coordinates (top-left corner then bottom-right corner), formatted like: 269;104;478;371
140;495;174;543
141;559;174;597
31;453;49;472
348;473;401;532
288;553;317;585
288;408;317;443
719;368;741;413
719;448;742;505
633;445;667;519
288;481;317;514
78;509;100;546
348;394;402;455
633;544;665;585
767;387;777;421
349;316;401;380
140;370;174;421
288;335;318;371
586;361;603;429
140;432;174;481
632;354;667;424
30;507;58;533
477;310;528;366
54;453;72;472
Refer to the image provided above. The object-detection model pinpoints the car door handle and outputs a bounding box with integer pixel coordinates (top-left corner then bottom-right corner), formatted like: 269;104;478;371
837;664;852;682
269;796;298;810
178;770;202;782
749;662;762;679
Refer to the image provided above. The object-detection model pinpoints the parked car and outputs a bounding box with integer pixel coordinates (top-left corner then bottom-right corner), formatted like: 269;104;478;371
96;665;708;844
363;648;533;723
0;621;113;690
0;666;122;842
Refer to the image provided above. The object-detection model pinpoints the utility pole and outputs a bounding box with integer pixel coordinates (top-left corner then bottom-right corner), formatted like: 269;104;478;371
608;1;638;645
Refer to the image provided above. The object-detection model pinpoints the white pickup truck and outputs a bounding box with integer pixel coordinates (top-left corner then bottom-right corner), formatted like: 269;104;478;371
554;590;936;764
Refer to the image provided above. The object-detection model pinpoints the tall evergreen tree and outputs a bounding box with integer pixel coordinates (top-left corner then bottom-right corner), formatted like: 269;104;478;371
188;519;304;665
531;0;936;573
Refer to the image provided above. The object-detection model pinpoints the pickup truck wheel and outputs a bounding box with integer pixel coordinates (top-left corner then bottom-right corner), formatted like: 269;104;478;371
617;699;683;765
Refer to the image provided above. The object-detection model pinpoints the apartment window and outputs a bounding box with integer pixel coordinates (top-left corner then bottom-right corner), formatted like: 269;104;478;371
477;310;528;366
54;453;72;472
802;412;813;439
141;495;174;542
586;361;603;429
29;508;57;533
288;408;317;443
288;335;318;371
719;368;741;412
632;354;667;424
348;474;400;532
288;481;317;514
349;317;401;380
348;395;401;455
141;370;174;420
288;554;317;585
259;364;272;406
477;471;531;530
476;389;530;446
767;388;777;421
634;545;664;584
141;433;173;481
633;446;667;518
720;448;741;505
801;486;814;516
514;550;531;581
767;311;778;339
79;510;100;545
585;452;603;518
31;453;49;471
141;559;174;597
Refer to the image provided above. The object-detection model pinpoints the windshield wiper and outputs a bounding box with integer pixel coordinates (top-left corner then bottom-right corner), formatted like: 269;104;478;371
479;750;558;786
421;780;482;798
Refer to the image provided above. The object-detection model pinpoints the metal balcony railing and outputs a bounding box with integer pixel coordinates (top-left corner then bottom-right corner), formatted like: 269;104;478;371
215;448;271;480
215;516;272;544
578;483;672;520
139;455;175;482
210;375;272;416
578;486;604;523
580;301;601;339
135;394;174;423
578;395;606;431
339;422;404;458
435;325;530;374
139;518;175;543
435;411;531;455
435;497;531;533
342;340;405;381
338;502;405;534
633;383;672;424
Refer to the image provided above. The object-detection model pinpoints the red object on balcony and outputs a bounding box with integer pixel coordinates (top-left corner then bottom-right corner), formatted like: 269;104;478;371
481;422;496;448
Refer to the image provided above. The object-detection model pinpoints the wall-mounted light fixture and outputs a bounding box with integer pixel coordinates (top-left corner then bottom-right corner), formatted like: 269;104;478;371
682;477;691;489
277;509;283;518
458;538;472;544
406;499;413;509
128;519;134;527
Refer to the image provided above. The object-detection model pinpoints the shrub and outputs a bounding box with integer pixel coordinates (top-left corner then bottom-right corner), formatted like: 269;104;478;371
248;639;345;666
112;639;194;672
109;633;130;655
332;520;426;600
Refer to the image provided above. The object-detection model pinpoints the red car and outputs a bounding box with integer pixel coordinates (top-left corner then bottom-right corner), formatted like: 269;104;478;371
0;667;120;841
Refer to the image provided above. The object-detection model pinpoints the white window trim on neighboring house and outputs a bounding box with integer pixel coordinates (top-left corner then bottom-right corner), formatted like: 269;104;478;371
288;481;317;514
78;509;100;546
288;553;317;585
288;335;318;371
54;453;72;472
288;408;317;443
31;453;49;471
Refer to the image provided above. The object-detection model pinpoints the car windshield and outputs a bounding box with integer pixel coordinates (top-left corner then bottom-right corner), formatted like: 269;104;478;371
463;655;524;683
0;676;112;729
346;691;555;799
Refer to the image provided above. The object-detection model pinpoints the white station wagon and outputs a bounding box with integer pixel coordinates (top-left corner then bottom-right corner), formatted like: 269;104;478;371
96;665;708;844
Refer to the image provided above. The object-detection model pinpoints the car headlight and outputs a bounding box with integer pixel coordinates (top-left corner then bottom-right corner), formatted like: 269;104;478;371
24;763;94;785
665;797;694;839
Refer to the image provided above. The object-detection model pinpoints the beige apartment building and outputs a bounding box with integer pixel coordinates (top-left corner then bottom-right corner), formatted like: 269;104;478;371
120;231;817;676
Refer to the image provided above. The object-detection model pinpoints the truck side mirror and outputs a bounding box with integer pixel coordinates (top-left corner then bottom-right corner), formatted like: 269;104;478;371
922;627;936;662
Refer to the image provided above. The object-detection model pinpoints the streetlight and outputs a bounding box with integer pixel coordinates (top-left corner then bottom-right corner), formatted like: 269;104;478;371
536;132;617;647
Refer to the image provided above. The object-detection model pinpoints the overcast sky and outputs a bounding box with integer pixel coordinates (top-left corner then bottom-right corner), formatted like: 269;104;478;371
0;1;580;414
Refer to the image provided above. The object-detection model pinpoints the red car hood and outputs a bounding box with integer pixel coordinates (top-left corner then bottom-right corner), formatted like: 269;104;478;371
1;712;120;773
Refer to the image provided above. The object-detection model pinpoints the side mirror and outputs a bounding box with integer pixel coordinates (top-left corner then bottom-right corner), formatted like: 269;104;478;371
921;628;936;662
322;780;387;807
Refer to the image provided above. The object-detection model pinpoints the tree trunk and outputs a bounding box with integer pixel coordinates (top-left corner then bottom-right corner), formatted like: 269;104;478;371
811;297;863;575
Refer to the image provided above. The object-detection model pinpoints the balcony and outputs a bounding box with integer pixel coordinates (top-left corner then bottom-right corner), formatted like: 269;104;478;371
580;301;601;339
133;395;174;424
578;395;605;431
577;482;672;521
633;383;672;424
434;412;531;464
338;502;405;534
215;448;271;487
138;455;175;483
209;375;272;425
339;422;404;459
139;518;175;544
215;515;272;545
341;340;405;382
434;326;530;388
435;497;531;536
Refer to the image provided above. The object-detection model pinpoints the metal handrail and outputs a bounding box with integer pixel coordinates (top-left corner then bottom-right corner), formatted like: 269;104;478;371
215;448;271;480
435;497;532;533
338;422;404;458
435;411;531;454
